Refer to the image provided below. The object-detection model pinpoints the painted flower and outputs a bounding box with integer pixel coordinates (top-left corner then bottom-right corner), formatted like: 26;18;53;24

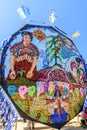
8;85;18;96
33;29;46;41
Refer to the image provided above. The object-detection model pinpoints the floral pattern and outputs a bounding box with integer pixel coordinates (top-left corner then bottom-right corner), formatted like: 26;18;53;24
33;29;46;41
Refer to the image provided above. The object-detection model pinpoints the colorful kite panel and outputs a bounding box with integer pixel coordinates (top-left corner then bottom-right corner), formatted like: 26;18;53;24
0;24;87;129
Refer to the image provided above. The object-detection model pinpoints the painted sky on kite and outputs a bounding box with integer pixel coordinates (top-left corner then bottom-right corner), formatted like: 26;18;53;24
0;0;87;62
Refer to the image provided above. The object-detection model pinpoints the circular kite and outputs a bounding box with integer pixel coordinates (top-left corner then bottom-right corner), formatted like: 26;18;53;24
0;24;87;129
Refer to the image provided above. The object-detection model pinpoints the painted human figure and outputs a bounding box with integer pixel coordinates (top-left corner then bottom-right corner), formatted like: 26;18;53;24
70;61;79;83
50;91;62;116
8;31;39;81
75;57;85;84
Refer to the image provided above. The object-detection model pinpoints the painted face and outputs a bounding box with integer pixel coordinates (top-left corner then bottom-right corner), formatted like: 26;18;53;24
72;66;77;71
79;62;84;68
23;34;31;47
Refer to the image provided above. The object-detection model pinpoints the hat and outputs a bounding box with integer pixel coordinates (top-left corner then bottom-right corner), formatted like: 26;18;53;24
75;57;82;64
21;31;33;41
70;61;76;69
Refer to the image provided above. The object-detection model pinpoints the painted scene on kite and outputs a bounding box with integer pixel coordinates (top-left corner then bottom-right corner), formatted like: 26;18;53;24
0;24;87;129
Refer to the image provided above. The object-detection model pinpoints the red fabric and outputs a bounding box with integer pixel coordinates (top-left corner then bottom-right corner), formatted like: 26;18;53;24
8;42;41;81
15;60;42;81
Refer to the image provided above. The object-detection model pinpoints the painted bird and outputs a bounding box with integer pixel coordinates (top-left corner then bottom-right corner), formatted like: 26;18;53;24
72;31;80;38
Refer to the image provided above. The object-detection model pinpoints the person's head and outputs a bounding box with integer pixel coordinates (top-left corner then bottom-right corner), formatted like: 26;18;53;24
70;61;77;71
54;90;61;97
75;57;84;68
85;107;87;114
21;31;33;46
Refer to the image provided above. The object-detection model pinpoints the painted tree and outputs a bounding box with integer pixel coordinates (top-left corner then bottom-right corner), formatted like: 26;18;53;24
46;34;63;65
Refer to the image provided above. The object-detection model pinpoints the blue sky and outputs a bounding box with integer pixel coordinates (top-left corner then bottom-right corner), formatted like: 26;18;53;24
0;0;87;62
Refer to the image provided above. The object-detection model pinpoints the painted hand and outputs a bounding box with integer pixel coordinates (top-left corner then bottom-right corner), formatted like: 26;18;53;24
26;71;33;79
9;71;16;79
